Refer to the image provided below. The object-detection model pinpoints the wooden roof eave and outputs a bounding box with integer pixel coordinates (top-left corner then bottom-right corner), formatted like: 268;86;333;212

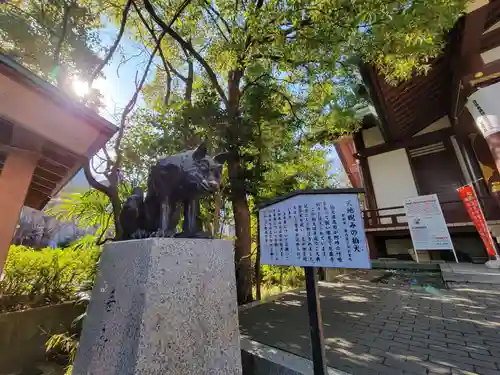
358;64;393;143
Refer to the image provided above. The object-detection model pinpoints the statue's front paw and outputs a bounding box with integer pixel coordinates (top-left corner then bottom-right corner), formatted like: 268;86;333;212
150;229;176;238
131;229;149;239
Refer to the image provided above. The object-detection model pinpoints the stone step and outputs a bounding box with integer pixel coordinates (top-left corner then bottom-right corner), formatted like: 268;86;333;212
440;263;500;284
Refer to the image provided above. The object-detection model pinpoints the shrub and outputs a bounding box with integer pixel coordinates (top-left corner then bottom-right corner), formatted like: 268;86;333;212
0;245;100;303
261;265;305;288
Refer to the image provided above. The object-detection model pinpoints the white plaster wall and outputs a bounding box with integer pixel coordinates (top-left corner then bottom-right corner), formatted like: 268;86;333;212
414;116;451;136
385;238;414;255
481;46;500;65
484;21;500;34
367;149;418;220
362;127;384;148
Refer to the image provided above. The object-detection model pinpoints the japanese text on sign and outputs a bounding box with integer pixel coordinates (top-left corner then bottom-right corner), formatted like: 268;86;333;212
404;194;454;251
259;193;371;268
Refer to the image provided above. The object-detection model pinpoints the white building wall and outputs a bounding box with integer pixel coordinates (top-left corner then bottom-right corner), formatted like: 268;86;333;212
367;149;418;222
362;127;384;148
414;116;451;136
481;46;500;64
481;20;500;64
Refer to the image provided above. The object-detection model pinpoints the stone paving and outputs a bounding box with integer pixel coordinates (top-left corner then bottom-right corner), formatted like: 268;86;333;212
239;271;500;375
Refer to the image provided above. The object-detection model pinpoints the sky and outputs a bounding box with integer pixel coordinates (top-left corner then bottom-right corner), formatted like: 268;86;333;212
91;19;151;120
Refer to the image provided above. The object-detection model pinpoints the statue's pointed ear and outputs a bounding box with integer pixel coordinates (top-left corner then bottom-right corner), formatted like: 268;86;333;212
193;143;208;160
214;152;231;164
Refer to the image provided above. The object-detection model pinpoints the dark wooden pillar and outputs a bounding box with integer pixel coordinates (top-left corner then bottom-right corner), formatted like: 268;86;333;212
454;132;490;198
353;132;377;210
365;233;379;259
353;131;380;259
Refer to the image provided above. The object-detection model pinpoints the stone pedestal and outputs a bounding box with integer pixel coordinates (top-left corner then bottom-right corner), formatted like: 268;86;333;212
73;238;241;375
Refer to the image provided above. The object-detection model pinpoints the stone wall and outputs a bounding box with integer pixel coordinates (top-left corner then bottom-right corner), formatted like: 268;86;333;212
0;301;84;374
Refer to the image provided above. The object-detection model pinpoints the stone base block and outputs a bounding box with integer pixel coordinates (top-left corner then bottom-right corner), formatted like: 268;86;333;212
73;238;241;375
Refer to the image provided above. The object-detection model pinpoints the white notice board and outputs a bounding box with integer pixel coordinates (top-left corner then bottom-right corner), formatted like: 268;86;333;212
259;193;371;268
404;194;454;251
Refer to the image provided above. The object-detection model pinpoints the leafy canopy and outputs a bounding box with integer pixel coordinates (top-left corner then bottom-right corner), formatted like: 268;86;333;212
0;0;103;85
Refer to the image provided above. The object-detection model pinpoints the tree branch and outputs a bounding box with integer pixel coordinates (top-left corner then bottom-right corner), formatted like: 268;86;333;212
164;66;172;106
116;48;146;78
203;8;229;42
132;0;173;105
166;61;188;82
143;0;229;107
203;0;231;41
114;32;166;168
90;0;133;84
7;4;58;39
253;82;306;126
83;160;112;197
239;73;269;98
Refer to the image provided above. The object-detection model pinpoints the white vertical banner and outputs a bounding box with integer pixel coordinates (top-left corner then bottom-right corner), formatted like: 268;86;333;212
466;81;500;138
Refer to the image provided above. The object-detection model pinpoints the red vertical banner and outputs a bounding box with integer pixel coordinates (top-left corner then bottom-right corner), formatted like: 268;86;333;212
458;185;498;257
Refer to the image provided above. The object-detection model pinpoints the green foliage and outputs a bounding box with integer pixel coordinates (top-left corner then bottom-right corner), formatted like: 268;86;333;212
46;190;111;249
108;0;465;302
0;0;103;86
45;332;78;375
0;245;101;301
46;185;134;246
261;265;305;289
47;190;111;233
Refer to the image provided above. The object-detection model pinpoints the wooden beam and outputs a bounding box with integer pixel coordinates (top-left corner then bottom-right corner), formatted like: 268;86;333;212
387;64;447;109
24;189;48;211
334;140;361;188
359;64;394;142
37;158;69;177
31;175;57;191
353;132;378;211
458;7;488;75
465;59;500;89
42;143;78;168
363;127;453;157
34;166;64;184
400;107;448;137
485;0;500;29
450;7;489;123
29;182;52;195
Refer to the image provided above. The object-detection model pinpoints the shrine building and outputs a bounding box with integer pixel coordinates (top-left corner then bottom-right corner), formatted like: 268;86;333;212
336;0;500;262
0;53;117;272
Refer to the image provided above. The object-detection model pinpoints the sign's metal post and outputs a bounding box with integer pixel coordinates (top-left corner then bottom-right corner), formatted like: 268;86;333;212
304;266;327;375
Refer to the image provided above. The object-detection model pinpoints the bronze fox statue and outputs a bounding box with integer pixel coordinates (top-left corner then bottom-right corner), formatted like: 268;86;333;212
118;143;229;240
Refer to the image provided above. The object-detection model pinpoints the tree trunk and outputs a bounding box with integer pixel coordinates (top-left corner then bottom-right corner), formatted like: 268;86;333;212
227;69;253;305
83;162;122;240
54;2;72;87
213;192;223;237
255;241;261;300
228;159;253;304
110;190;123;240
